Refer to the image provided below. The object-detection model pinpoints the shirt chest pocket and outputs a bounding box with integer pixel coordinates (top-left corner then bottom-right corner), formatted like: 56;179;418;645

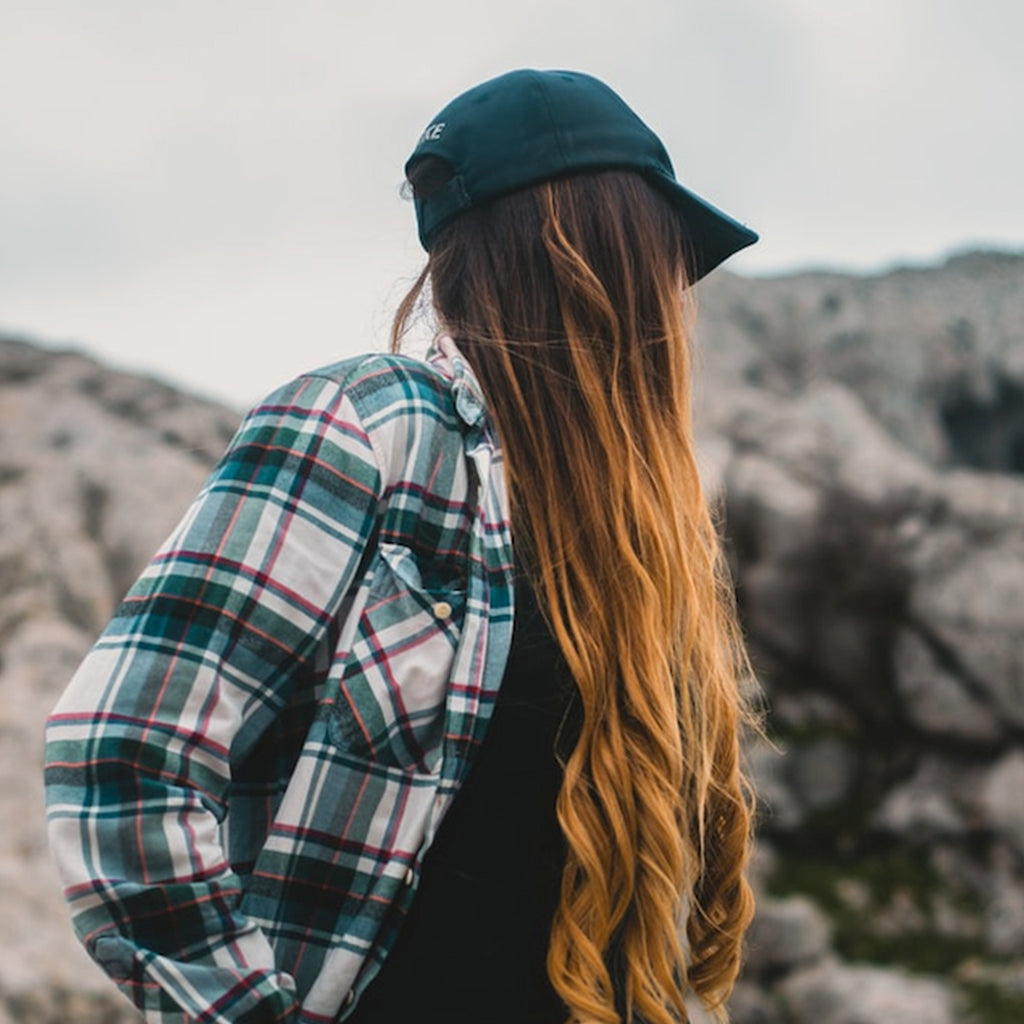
327;542;466;773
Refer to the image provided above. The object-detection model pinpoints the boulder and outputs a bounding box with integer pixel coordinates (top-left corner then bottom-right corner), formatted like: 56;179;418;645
893;628;1004;743
744;895;831;975
903;541;1024;733
786;736;858;814
874;758;971;841
746;735;805;832
780;960;958;1024
980;750;1024;852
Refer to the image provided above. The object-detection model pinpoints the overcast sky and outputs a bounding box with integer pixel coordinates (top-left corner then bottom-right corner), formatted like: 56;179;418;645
2;0;1022;409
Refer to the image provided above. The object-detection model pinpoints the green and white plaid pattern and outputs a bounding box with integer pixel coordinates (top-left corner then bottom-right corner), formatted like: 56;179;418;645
45;345;514;1023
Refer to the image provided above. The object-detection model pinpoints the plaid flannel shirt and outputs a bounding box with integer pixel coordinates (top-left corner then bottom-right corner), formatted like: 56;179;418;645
44;340;515;1023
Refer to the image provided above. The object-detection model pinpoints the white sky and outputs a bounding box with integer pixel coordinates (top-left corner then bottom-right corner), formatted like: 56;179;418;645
2;0;1022;409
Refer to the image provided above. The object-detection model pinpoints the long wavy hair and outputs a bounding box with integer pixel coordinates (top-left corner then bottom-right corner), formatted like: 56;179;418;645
393;165;757;1024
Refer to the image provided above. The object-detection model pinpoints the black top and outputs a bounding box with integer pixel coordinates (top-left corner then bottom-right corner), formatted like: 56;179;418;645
346;574;581;1023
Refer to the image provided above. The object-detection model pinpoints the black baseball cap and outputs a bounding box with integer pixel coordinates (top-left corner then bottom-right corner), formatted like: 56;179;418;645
405;68;758;281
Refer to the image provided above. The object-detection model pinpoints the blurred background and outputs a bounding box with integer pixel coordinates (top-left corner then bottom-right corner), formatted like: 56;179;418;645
2;0;1022;407
2;2;1023;1023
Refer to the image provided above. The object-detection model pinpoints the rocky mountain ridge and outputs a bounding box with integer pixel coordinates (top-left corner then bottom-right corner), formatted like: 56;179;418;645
2;248;1023;1024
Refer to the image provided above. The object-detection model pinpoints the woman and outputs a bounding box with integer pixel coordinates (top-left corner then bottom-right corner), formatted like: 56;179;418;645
45;69;758;1024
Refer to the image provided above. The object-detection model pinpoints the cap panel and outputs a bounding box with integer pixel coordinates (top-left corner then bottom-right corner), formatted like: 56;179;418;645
406;70;552;176
539;71;673;175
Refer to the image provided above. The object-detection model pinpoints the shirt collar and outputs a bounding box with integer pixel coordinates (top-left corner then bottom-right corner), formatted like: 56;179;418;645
429;336;488;429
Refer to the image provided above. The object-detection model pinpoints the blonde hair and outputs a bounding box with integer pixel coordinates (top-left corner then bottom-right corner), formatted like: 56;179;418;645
394;168;756;1023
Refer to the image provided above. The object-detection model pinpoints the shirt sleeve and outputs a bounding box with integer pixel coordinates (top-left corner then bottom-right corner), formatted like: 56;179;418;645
44;371;383;1024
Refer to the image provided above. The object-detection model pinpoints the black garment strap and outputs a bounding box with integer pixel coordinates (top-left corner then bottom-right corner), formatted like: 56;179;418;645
346;573;580;1023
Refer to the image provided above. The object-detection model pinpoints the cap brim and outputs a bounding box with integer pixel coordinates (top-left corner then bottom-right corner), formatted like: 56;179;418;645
653;174;758;282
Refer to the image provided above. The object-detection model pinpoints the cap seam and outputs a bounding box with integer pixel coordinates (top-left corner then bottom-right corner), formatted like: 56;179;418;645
533;72;569;167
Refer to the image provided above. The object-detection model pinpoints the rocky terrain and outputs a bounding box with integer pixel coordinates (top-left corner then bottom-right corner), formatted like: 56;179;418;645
0;341;238;1024
2;248;1023;1023
696;251;1024;1024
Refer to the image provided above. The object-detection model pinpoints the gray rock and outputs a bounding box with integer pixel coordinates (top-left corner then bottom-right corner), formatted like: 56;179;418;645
710;330;1024;756
787;737;858;812
722;451;821;662
982;842;1024;957
986;879;1024;957
0;985;141;1024
767;692;857;735
980;750;1024;851
686;981;786;1024
894;628;1004;743
745;895;831;975
700;251;1024;474
721;381;932;506
932;468;1024;537
930;844;1002;913
955;957;1024;997
874;757;971;841
746;736;805;832
746;840;778;896
714;383;929;716
906;544;1024;731
727;981;787;1024
0;336;236;1019
780;959;958;1024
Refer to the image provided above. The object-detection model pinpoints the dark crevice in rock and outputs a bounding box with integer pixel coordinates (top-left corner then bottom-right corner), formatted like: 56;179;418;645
820;291;843;316
939;372;1024;474
79;478;108;544
76;477;138;603
106;546;147;606
53;582;102;636
0;600;28;650
751;631;904;730
0;464;27;487
903;615;1019;740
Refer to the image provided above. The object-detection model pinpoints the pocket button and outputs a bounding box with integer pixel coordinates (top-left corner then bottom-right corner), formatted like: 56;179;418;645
432;600;452;619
